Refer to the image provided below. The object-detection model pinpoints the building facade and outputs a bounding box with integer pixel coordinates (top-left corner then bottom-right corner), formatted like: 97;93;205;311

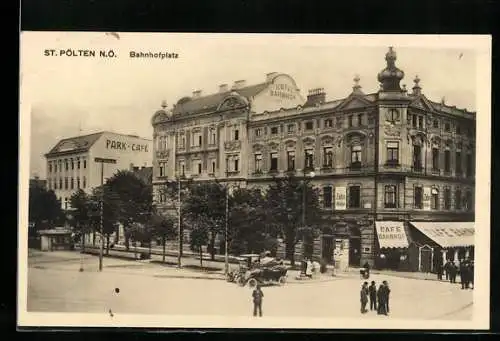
45;131;153;209
151;47;476;271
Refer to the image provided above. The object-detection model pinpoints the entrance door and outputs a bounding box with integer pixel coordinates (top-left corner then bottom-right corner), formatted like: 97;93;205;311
322;236;334;263
420;246;432;273
349;237;361;267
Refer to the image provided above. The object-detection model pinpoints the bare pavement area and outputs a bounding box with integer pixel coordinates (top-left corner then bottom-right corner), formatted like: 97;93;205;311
26;250;473;320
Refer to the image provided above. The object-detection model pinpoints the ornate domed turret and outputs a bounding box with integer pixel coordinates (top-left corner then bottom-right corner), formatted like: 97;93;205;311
352;74;363;95
377;47;405;92
412;75;422;95
151;100;171;125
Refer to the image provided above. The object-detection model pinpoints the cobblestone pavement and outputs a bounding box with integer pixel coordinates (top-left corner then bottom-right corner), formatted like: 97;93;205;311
26;250;473;321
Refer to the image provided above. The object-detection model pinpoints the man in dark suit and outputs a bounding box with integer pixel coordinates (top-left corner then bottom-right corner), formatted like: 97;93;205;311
383;280;391;314
368;281;377;311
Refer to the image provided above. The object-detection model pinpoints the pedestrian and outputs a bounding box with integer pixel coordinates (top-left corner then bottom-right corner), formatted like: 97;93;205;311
252;284;264;317
459;260;467;289
383;280;391;314
305;259;313;278
377;284;387;315
464;260;472;289
444;260;450;281
368;281;377;311
449;261;457;284
469;260;474;289
436;262;443;281
360;282;369;313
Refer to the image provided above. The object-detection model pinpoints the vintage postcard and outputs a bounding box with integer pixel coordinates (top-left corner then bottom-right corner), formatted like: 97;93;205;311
18;32;491;330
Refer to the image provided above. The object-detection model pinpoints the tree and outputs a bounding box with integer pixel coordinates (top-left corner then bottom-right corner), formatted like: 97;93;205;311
89;185;119;254
69;189;91;249
105;170;153;250
228;188;271;254
265;175;322;265
29;186;64;236
182;182;226;260
148;210;177;262
189;221;209;268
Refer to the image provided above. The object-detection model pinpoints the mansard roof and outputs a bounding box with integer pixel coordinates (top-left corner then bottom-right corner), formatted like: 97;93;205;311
46;132;104;157
172;83;268;116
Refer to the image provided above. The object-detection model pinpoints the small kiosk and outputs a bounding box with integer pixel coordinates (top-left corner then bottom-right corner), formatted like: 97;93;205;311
38;228;73;251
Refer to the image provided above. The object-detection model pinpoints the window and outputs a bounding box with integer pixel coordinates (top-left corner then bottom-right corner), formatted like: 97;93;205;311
83;177;87;188
466;154;473;177
65;159;68;171
444;188;451;209
414;186;423;209
287;151;295;171
456;152;462;175
271;126;279;135
431;188;439;210
412;115;417;127
418;116;423;129
386;142;399;164
445;122;451;132
324;119;333;128
304;149;314;169
70;178;74;189
255;154;262;172
433;119;439;128
49;162;52;173
59;178;63;189
351;145;362;167
432;148;440;171
336;117;342;128
348;115;353;128
227;156;239;172
71;159;74;170
413;145;422;170
254;128;261;137
234;129;239;141
159;162;165;177
198;135;203;146
53;179;57;190
234;158;239;172
83;160;87;169
465;191;473;211
179;136;186;148
388;109;398;122
348;186;361;208
305;121;313;130
64;198;68;210
455;189;462;209
270;152;278;171
210;129;217;144
384;185;397;208
287;124;295;134
64;177;68;189
77;177;80;189
323;186;333;209
197;161;202;174
358;114;363;126
179;161;185;175
211;160;216;174
77;159;81;169
323;147;333;167
192;132;202;146
456;125;461;135
444;150;451;173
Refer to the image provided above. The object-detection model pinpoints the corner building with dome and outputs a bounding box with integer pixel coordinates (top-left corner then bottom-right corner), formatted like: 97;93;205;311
151;47;476;272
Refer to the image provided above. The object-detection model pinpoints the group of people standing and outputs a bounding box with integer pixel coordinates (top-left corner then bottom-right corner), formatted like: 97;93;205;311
360;280;391;315
437;258;474;289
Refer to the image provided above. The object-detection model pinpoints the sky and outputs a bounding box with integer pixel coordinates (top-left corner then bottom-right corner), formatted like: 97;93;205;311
20;33;483;179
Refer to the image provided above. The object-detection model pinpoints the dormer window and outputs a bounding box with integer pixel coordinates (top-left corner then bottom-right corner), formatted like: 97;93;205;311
271;126;279;135
305;121;314;130
287;124;295;134
324;119;333;128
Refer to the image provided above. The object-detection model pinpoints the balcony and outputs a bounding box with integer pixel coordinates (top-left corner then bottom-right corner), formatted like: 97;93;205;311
383;160;401;169
411;164;424;174
155;150;169;159
349;161;362;171
431;168;441;176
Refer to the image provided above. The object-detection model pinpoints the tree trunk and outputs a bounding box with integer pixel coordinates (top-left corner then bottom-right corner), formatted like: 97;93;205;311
285;237;296;266
149;238;152;258
125;234;130;251
134;241;137;259
200;246;203;269
106;235;110;255
92;231;96;246
162;236;166;263
210;231;216;261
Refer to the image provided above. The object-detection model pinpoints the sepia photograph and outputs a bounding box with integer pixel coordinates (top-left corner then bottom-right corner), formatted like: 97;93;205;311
18;33;491;329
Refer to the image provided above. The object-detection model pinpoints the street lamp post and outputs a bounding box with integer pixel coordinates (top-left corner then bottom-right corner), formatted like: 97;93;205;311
224;183;229;276
94;157;117;272
177;176;182;268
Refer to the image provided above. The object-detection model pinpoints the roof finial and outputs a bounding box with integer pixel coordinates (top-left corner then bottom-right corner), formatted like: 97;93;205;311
412;75;422;95
352;74;363;94
161;100;167;109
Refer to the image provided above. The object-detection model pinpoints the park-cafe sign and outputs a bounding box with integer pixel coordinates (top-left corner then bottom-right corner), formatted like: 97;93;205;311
106;139;149;152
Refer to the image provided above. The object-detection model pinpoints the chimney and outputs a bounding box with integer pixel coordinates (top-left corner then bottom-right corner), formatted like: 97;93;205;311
266;72;279;82
219;84;229;93
232;80;246;90
306;87;326;106
192;90;202;98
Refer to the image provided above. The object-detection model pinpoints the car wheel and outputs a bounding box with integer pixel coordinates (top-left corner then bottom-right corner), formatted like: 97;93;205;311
278;276;287;286
247;278;258;288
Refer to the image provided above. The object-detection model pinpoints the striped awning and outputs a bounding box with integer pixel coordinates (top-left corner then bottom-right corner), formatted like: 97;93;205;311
409;222;474;248
375;221;409;249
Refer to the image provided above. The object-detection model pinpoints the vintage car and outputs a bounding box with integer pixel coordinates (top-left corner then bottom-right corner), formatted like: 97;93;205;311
226;253;287;287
